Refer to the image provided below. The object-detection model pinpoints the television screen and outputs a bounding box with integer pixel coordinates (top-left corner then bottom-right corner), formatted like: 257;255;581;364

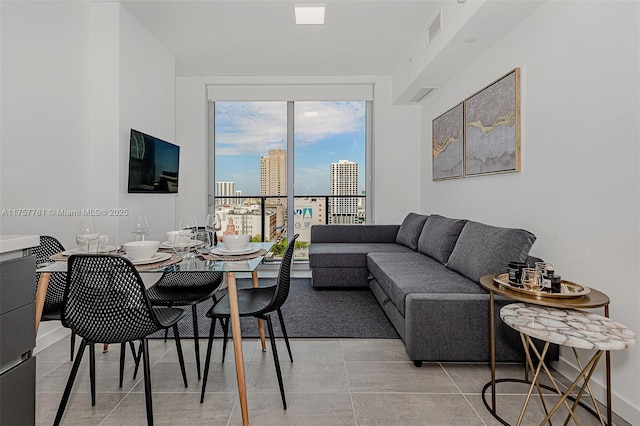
127;129;180;193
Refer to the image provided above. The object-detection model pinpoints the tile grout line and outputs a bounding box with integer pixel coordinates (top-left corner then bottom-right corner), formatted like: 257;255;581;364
438;362;490;426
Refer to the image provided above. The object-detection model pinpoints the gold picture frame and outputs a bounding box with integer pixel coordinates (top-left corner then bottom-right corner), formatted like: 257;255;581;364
432;102;464;180
464;68;520;177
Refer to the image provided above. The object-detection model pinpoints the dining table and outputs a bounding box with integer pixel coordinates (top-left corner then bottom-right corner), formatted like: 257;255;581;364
36;241;275;426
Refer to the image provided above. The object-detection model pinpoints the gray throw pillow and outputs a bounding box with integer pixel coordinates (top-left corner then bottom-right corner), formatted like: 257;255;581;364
417;214;467;264
446;221;536;282
395;213;429;250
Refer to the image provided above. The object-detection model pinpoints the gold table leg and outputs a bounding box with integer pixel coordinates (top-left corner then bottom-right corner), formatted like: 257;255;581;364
227;272;249;426
252;270;266;352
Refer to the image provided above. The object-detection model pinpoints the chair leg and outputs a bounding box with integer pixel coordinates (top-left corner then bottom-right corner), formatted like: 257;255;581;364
277;308;293;362
89;343;96;406
133;342;142;380
54;340;87;426
141;339;154;426
192;304;201;380
163;327;169;342
200;318;217;403
70;332;76;361
221;318;229;363
119;342;126;388
173;324;188;388
266;315;287;410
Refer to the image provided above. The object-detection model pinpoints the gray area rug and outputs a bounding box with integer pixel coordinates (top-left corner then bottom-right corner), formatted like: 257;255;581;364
151;278;399;339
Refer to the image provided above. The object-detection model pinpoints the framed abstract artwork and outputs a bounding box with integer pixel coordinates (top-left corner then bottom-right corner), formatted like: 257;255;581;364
432;102;464;180
464;68;520;176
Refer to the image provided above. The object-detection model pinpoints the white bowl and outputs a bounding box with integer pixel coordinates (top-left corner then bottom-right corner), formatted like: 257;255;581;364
166;231;180;245
223;234;250;252
123;240;160;260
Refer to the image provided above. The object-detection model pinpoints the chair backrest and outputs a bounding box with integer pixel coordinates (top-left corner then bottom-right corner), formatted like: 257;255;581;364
155;271;223;289
33;236;67;306
265;234;298;312
63;254;162;343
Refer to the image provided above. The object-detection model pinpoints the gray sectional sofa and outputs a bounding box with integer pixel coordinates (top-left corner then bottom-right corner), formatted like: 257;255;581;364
309;213;558;364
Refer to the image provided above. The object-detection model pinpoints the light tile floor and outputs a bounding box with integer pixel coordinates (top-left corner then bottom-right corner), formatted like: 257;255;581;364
35;336;629;426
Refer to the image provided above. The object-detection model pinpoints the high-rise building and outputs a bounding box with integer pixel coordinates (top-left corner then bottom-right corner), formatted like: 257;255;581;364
330;160;358;224
260;149;287;231
216;181;235;206
260;149;287;196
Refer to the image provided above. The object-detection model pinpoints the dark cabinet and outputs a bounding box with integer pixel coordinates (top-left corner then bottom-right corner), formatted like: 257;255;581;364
0;255;36;425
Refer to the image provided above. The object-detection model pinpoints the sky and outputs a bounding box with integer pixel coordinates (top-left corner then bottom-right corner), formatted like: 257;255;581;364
214;101;366;195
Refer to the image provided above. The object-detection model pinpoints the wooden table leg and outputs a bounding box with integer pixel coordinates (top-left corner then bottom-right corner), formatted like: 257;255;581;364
227;272;249;426
35;272;50;335
252;270;266;352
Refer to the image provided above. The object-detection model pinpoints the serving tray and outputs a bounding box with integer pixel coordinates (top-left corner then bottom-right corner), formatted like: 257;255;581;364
493;273;590;298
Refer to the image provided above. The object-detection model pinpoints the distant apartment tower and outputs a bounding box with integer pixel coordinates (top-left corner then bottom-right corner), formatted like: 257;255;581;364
330;160;358;224
260;149;287;230
260;149;287;196
216;181;235;206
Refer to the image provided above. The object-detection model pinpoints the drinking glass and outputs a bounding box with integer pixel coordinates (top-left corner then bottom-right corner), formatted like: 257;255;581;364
521;268;542;292
97;235;118;255
76;219;100;252
205;213;218;247
176;216;197;259
130;215;149;241
195;228;211;253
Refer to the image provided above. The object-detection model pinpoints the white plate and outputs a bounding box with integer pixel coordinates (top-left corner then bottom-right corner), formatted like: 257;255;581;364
61;248;87;256
160;240;202;249
61;245;120;255
126;252;171;265
210;244;260;256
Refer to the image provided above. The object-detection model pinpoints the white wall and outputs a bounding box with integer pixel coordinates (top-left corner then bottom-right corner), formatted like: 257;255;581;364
174;75;422;226
118;5;177;242
420;2;639;422
1;1;91;248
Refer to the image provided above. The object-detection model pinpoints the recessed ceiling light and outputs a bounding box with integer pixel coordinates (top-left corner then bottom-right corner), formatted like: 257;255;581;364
303;111;318;117
295;5;325;25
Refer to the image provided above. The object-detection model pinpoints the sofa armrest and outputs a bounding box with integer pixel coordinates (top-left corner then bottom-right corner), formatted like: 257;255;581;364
311;224;400;243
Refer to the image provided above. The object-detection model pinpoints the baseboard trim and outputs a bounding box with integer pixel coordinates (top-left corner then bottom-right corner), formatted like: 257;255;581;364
554;354;638;425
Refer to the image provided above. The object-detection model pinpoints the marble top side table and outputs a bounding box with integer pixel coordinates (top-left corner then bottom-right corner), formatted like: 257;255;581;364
500;303;636;426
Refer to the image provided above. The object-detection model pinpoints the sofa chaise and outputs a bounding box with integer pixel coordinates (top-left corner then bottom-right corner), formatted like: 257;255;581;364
309;213;558;364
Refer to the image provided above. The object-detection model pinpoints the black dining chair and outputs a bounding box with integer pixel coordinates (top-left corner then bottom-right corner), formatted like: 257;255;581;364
200;234;298;408
145;270;224;379
54;254;189;426
33;235;77;361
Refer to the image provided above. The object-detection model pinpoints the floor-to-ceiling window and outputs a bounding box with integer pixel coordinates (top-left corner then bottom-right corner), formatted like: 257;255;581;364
207;85;372;261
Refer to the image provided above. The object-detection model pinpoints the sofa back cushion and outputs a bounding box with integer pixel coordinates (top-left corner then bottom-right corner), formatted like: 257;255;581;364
417;214;467;264
395;213;429;250
446;221;536;282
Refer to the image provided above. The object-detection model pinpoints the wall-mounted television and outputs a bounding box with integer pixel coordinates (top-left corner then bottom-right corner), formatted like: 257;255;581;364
127;129;180;194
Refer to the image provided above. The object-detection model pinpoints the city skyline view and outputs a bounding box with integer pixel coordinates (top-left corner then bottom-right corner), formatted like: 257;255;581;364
214;101;366;195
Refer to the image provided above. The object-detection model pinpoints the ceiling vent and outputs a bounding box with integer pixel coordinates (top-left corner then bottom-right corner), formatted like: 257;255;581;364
426;9;442;46
409;88;435;103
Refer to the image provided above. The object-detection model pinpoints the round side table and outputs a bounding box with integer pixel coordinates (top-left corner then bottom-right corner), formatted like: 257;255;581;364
479;274;613;425
501;303;636;425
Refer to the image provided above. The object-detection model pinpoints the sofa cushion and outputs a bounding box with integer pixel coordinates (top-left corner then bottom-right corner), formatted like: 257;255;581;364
417;214;467;264
309;243;414;268
367;252;484;316
395;213;429;250
445;221;536;282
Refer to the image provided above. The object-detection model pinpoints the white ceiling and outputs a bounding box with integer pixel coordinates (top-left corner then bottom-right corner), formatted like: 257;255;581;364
120;0;444;77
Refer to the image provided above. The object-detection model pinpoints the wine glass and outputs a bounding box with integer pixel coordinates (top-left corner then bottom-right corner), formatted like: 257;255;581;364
130;215;149;241
76;219;100;252
205;213;218;247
